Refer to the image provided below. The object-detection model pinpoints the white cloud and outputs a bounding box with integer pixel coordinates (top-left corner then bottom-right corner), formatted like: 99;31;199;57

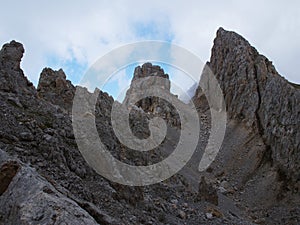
0;0;299;93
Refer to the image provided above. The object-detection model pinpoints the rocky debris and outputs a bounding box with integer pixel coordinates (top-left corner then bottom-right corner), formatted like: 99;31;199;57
178;209;186;219
111;183;144;205
37;68;75;112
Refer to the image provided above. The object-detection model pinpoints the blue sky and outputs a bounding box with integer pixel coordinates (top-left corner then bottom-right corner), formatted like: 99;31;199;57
0;0;299;100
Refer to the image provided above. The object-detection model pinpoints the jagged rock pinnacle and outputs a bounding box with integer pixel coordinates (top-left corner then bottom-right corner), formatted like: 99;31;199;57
37;68;75;111
194;27;300;184
0;41;35;94
124;63;180;127
0;40;24;71
133;62;169;81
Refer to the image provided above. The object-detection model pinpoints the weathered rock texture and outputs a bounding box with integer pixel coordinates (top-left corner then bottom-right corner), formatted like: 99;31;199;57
0;40;35;95
0;29;299;225
37;68;75;112
0;150;103;225
1;41;249;225
124;62;180;127
194;27;300;185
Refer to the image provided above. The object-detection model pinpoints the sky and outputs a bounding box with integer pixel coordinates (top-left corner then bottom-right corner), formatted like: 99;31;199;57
0;0;299;100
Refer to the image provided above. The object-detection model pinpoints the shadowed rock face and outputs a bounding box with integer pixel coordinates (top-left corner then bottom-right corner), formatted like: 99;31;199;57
194;27;300;185
0;161;20;195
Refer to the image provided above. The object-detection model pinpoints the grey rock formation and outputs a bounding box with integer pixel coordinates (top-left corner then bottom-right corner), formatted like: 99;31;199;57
193;27;300;224
0;41;35;95
0;29;299;225
195;27;300;185
132;62;169;81
124;62;180;127
37;68;75;112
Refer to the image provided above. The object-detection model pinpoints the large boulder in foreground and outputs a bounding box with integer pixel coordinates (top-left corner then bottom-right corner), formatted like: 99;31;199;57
0;150;104;225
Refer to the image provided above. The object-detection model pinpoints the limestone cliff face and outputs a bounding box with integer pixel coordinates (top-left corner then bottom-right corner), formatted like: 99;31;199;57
194;27;300;184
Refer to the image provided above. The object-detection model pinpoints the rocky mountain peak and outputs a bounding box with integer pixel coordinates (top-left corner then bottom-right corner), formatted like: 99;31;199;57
194;27;300;185
130;62;171;92
124;63;180;126
133;62;169;80
37;68;75;112
0;41;35;94
0;40;24;71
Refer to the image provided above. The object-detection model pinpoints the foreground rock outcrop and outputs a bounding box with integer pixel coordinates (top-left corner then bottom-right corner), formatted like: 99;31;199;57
0;150;110;225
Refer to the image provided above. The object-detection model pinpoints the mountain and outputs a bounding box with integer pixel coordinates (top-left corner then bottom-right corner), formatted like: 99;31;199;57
0;28;299;224
193;27;300;224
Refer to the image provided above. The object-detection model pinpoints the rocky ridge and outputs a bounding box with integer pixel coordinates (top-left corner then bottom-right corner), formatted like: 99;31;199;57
193;27;299;224
0;40;250;225
195;27;299;187
0;26;299;225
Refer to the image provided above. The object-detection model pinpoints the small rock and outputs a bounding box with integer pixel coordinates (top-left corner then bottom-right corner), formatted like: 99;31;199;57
207;206;223;218
218;186;227;194
171;199;178;204
19;132;34;141
254;218;266;224
7;96;23;108
44;128;55;135
43;134;53;142
37;162;45;167
178;210;186;219
206;212;213;219
220;180;231;189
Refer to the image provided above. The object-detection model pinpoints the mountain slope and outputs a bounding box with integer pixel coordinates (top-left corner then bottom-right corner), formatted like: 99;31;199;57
193;27;299;224
0;27;299;224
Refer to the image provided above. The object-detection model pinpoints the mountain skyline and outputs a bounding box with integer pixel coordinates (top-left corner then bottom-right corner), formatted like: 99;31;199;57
1;0;299;97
